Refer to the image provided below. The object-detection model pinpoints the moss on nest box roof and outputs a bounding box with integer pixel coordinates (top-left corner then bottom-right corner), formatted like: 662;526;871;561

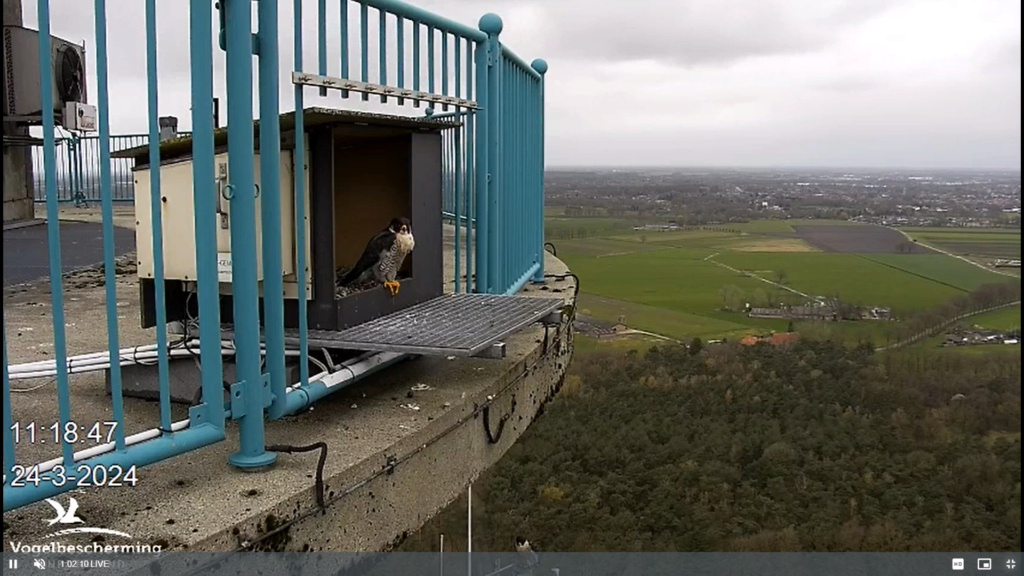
112;107;463;165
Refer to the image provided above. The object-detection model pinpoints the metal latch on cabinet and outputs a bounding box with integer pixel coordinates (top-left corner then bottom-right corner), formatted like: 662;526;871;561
216;162;229;230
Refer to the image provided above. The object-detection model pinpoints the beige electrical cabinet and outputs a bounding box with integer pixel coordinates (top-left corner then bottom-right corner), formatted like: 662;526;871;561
134;151;297;284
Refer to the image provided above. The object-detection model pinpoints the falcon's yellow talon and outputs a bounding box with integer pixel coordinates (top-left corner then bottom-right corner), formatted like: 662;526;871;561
383;280;400;297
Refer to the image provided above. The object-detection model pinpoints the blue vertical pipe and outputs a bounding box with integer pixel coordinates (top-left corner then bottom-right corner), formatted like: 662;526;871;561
531;59;548;282
317;0;327;96
3;326;13;480
378;9;387;103
396;16;405;105
360;2;369;101
144;0;172;433
412;23;420;108
258;0;287;421
64;140;74;202
293;0;310;388
472;21;492;293
189;0;226;428
482;15;502;294
465;42;474;294
452;39;461;292
93;0;125;449
36;0;73;466
512;67;518;290
427;26;435;96
441;33;448;111
340;0;350;98
501;64;509;291
75;137;85;205
454;118;461;292
509;66;516;290
226;0;276;469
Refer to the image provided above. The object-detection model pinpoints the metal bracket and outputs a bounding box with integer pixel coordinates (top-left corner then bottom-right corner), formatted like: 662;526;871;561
212;6;258;54
291;72;480;109
229;380;247;419
216;1;226;51
473;342;506;359
228;374;273;419
261;373;273;408
540;311;563;325
216;162;229;229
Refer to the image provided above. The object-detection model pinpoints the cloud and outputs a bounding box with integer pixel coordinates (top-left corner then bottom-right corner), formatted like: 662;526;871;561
532;0;897;67
16;0;1023;169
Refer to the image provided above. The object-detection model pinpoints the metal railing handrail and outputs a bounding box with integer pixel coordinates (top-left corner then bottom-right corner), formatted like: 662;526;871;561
5;0;548;513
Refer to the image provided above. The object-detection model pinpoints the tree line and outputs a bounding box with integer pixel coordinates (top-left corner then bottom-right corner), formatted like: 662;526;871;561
400;338;1020;553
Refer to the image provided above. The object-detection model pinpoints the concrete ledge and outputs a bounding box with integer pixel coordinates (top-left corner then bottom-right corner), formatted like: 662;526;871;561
3;221;576;554
2;218;44;231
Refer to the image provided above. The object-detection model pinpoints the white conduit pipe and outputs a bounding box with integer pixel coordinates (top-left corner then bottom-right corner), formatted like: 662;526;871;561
10;346;314;380
13;349;392;476
7;340;281;374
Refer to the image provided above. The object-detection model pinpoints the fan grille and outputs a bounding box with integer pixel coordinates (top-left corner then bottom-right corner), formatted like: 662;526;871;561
56;46;83;103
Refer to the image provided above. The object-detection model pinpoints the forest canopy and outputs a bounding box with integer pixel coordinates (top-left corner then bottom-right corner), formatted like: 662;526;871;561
401;340;1021;553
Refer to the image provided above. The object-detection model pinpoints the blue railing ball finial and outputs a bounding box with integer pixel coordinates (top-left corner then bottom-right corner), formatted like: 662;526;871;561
530;59;549;75
478;13;503;36
425;107;435;117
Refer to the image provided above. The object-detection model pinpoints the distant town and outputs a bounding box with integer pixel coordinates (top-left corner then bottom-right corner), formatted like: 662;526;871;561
545;167;1021;229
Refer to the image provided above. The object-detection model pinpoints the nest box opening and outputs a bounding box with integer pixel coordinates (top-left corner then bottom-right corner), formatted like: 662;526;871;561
331;129;415;297
301;112;448;332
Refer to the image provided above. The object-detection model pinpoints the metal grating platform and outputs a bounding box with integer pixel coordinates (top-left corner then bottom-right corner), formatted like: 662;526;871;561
224;294;564;357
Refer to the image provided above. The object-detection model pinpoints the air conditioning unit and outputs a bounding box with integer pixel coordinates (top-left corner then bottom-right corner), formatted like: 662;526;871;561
2;24;88;125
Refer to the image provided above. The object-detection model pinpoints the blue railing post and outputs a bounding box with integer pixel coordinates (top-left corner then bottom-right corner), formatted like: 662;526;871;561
479;13;502;294
472;22;491;293
258;0;287;421
225;0;276;469
531;59;548;283
35;0;74;468
188;0;227;430
3;326;12;482
292;0;310;390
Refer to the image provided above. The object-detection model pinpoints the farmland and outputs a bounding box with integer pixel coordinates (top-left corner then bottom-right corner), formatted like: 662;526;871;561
553;217;1019;345
900;227;1021;260
794;225;933;254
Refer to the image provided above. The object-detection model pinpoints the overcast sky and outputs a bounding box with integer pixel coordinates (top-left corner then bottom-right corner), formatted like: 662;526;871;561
22;0;1022;169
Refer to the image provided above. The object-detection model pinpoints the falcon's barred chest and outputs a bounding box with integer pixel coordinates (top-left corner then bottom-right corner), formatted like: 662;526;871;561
375;228;415;282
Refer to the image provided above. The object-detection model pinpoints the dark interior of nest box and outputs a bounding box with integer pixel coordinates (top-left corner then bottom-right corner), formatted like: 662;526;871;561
332;129;415;281
293;121;445;332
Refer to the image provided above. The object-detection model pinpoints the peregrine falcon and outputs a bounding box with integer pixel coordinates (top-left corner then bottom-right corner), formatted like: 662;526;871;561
338;217;415;297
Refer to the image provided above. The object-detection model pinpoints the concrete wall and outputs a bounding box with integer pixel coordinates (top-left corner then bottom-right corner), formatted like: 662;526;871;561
2;0;35;223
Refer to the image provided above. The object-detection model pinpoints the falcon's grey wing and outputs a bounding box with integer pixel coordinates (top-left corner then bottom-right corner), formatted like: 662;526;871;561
339;228;395;286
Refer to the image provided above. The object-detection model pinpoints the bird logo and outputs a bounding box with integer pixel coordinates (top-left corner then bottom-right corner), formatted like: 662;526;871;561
45;497;84;526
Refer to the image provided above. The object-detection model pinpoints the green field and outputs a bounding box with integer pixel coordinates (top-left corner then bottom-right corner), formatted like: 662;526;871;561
712;252;965;311
966;305;1022;330
900;227;1021;259
865;253;1011;291
555;216;1018;345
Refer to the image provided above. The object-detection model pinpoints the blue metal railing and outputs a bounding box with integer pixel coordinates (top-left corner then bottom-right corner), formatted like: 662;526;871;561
3;0;226;512
30;134;190;204
3;0;546;512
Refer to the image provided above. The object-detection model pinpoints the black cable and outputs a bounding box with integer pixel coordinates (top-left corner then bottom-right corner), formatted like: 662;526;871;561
230;352;550;555
543;271;581;322
543;242;557;257
482;404;509;444
265;442;328;509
